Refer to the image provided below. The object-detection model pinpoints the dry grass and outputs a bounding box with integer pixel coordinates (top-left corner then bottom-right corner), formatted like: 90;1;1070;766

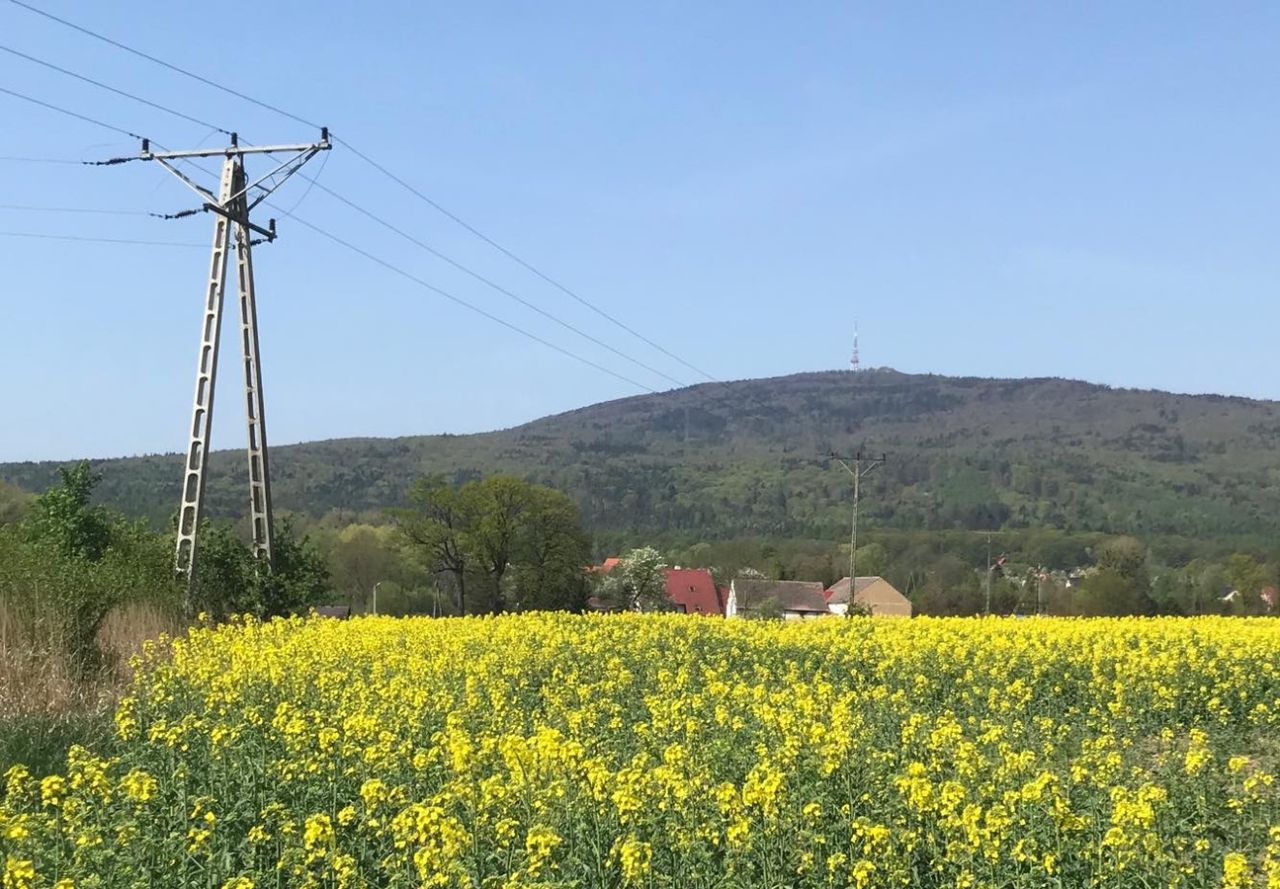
0;600;184;717
0;599;183;774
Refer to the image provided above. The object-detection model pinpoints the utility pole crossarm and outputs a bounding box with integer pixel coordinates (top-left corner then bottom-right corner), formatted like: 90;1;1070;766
142;131;330;238
140;131;330;160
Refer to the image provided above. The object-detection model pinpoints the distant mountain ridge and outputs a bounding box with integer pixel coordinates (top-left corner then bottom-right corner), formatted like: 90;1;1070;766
4;369;1280;542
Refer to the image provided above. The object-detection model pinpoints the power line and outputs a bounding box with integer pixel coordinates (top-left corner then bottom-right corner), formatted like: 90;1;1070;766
0;82;224;194
290;169;688;388
0;44;232;135
280;145;329;215
331;137;719;383
4;0;718;384
1;83;658;394
273;207;657;393
0;202;155;216
0;84;144;139
0;154;88;165
5;0;321;130
2;47;680;387
0;230;203;247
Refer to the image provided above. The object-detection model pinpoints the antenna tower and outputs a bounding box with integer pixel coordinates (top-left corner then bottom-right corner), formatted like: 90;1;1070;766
135;130;331;605
850;323;861;372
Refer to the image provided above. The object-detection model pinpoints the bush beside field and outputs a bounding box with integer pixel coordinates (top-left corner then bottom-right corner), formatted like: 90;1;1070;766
2;614;1280;888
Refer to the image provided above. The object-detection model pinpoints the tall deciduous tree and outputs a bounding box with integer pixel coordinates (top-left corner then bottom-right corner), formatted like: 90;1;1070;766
1082;536;1153;615
1225;553;1267;611
512;485;591;612
392;475;473;615
25;462;112;561
466;476;533;614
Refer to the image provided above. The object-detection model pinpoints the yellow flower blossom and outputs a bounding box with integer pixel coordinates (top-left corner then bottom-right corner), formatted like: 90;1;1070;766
1223;851;1253;889
618;837;652;883
2;858;36;889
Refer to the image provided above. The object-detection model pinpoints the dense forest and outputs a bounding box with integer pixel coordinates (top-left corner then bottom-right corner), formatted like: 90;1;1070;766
4;369;1280;549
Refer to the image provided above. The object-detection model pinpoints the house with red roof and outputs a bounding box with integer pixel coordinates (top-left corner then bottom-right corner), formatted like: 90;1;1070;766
588;557;623;574
663;567;724;616
585;559;724;614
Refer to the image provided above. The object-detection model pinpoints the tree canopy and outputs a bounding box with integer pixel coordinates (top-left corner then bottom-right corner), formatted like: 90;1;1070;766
392;475;590;615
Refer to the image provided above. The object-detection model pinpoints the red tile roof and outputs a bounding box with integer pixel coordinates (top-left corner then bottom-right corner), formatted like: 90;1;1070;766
664;568;723;616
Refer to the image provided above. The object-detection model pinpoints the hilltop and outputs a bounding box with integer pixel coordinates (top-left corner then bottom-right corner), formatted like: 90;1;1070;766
4;369;1280;542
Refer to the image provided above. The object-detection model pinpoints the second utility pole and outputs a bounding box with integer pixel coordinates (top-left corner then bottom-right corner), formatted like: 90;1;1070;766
829;452;886;595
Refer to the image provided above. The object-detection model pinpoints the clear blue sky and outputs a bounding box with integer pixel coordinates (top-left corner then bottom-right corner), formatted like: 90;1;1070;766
3;2;1279;462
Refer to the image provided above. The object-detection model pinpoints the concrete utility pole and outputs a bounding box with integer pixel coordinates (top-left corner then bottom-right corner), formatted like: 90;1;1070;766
985;532;993;615
829;452;886;598
137;131;330;603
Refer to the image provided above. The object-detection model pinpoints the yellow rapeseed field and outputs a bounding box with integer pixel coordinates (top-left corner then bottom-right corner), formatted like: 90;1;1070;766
2;614;1279;888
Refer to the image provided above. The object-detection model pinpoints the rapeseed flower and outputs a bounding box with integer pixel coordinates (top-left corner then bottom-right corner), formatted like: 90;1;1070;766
0;614;1277;886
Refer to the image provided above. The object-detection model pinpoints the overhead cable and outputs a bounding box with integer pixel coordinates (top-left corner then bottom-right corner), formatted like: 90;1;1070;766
4;0;717;384
0;83;145;139
0;230;203;247
2;83;659;393
5;0;321;130
0;154;89;164
331;137;719;383
273;207;657;393
0;40;683;387
0;44;233;135
288;169;688;388
0;202;155;216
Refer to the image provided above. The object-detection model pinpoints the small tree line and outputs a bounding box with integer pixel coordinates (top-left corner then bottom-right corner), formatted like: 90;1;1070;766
390;474;591;614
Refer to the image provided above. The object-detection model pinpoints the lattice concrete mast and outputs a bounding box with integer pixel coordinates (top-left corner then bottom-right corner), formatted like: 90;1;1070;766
138;131;330;600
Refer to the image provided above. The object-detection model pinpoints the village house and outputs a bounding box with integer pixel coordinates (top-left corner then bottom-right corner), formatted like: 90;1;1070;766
725;579;831;620
586;558;725;614
825;576;912;617
664;567;724;615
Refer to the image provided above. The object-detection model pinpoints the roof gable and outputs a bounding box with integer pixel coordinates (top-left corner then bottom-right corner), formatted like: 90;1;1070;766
827;575;904;603
826;576;912;615
664;568;723;615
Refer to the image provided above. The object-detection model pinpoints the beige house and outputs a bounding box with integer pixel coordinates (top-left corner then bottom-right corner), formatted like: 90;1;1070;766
826;576;912;617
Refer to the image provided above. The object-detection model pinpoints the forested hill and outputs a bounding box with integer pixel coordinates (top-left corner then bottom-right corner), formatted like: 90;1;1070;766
5;369;1280;542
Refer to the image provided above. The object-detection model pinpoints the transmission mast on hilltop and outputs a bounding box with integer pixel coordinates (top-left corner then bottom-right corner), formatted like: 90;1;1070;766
127;130;331;603
850;323;861;372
